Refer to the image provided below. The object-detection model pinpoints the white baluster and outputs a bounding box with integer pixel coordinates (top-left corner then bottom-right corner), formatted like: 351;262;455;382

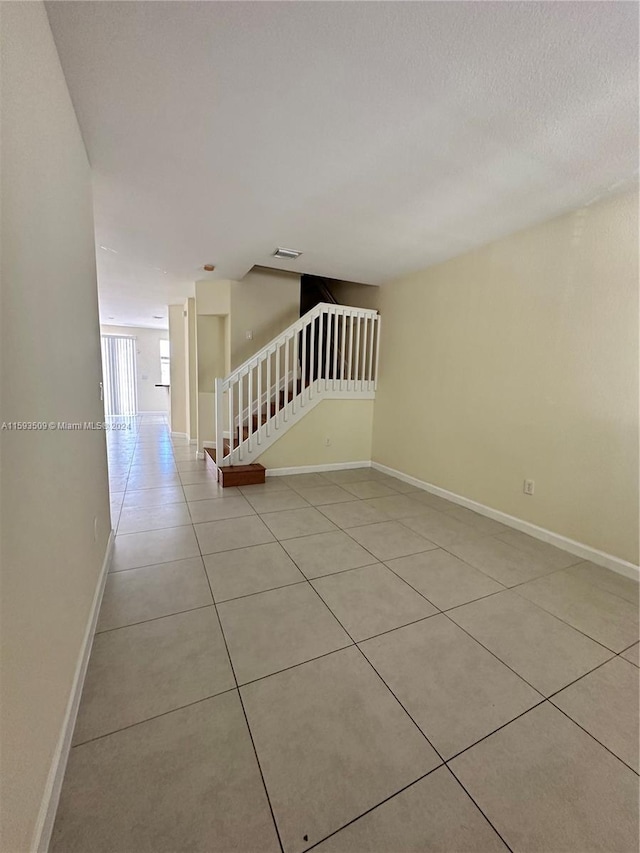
310;315;316;399
320;310;326;394
325;308;331;391
284;337;290;421
227;383;233;462
367;315;375;390
248;366;254;452
215;378;224;468
291;332;297;415
275;341;281;428
237;375;243;462
340;311;346;391
368;315;373;388
301;323;307;406
257;358;262;445
266;349;271;438
331;308;338;392
347;312;354;391
359;313;364;385
354;311;362;392
367;320;372;391
374;314;381;390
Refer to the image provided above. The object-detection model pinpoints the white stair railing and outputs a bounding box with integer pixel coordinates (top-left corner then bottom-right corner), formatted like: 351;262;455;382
214;302;380;466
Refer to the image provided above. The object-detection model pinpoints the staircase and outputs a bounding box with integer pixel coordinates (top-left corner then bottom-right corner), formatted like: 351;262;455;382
205;301;381;486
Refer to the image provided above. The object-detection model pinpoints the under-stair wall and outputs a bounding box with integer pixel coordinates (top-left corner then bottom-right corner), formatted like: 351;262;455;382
255;398;374;471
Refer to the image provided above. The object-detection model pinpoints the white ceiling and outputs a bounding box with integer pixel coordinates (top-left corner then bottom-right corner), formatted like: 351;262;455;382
47;1;638;329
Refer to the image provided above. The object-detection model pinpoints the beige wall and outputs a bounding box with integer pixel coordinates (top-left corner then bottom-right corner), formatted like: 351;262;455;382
193;270;300;449
195;278;231;316
194;281;230;449
196;315;226;446
197;315;226;390
168;305;187;435
100;325;170;413
230;268;300;368
330;280;380;311
0;3;111;850
372;189;639;565
257;399;374;470
185;298;197;440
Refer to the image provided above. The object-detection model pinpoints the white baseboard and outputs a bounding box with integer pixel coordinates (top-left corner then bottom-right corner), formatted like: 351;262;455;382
371;461;640;581
170;431;188;439
33;531;115;853
265;457;638;579
266;461;372;477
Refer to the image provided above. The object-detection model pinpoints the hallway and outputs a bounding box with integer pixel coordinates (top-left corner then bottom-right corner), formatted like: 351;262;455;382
52;415;639;852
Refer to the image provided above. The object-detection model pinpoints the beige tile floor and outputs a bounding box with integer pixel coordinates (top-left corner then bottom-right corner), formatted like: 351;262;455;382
52;415;639;852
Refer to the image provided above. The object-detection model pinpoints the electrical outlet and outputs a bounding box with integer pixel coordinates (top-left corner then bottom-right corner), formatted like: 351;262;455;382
324;437;331;447
523;479;535;496
245;330;253;340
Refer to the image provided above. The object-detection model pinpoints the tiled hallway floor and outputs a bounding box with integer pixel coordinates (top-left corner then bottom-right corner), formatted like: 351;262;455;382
52;416;639;852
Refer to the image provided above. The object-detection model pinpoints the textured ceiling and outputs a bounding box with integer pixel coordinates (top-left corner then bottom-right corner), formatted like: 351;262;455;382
46;1;638;328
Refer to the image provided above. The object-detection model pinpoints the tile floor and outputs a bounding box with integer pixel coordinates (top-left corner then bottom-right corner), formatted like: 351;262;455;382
52;415;639;852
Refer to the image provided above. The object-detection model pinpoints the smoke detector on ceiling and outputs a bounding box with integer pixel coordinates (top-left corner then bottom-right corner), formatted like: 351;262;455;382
273;247;302;260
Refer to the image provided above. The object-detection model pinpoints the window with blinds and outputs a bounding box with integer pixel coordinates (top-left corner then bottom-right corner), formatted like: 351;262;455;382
101;334;138;416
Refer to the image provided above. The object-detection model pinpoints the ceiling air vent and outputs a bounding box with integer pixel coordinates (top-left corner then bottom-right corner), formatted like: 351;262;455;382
273;247;302;260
